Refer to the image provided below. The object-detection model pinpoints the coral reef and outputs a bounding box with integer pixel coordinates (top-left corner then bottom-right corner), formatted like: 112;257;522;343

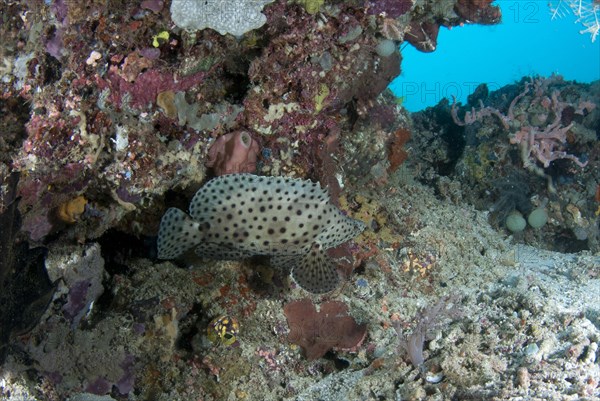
452;76;592;177
441;76;599;251
2;1;599;400
0;0;494;245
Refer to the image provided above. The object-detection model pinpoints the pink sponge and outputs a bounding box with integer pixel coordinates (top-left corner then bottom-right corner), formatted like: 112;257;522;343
206;131;260;176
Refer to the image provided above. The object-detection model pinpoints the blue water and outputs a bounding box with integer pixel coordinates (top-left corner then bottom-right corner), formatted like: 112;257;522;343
389;0;600;111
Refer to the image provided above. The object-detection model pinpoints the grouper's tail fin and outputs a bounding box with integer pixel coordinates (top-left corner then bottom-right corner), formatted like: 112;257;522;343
157;208;204;259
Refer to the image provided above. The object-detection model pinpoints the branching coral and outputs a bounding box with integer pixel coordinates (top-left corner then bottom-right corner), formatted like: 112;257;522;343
549;0;600;42
451;77;593;187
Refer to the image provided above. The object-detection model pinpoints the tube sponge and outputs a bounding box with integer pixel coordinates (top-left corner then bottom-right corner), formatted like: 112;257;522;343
206;131;260;176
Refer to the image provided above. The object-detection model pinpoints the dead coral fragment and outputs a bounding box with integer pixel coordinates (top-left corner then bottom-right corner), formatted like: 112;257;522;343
284;298;367;360
393;295;461;371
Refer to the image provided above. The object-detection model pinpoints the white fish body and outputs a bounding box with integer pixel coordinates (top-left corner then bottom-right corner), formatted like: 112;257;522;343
157;174;365;293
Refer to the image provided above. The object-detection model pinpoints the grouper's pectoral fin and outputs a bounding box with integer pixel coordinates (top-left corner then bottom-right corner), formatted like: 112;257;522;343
271;244;340;294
